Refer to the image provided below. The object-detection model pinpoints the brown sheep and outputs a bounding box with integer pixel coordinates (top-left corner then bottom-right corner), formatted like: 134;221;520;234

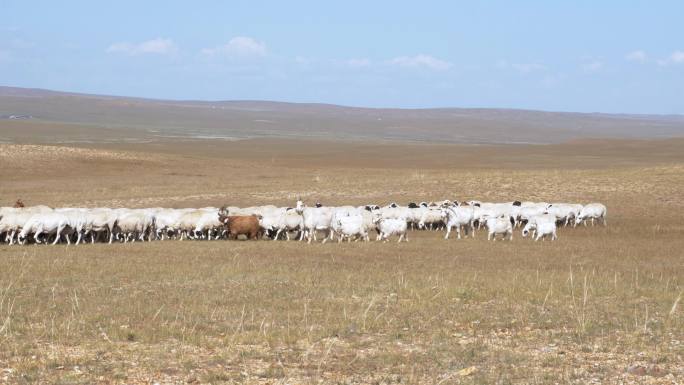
218;211;263;240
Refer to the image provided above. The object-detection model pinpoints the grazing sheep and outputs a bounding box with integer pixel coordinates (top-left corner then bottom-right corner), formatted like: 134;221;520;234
302;206;334;243
442;206;475;240
417;208;446;230
18;213;72;245
575;203;607;227
522;214;557;241
333;213;368;243
485;215;514;241
3;199;602;246
374;217;408;242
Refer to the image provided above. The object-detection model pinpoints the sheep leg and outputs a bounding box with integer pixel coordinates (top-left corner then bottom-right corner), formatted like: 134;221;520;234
52;227;62;245
35;226;44;244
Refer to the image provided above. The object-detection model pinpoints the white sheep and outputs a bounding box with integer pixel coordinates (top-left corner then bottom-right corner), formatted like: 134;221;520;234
374;217;408;242
575;203;607;227
485;215;513;241
522;214;557;241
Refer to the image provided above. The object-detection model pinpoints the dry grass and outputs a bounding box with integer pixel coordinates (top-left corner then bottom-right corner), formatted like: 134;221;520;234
0;138;683;384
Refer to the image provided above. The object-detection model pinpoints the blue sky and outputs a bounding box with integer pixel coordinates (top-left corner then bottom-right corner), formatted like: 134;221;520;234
1;1;682;113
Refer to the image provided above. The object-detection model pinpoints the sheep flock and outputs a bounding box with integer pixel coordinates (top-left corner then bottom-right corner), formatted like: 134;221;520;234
0;199;607;246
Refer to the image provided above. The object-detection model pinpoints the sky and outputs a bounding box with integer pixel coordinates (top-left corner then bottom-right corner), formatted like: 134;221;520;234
1;1;683;114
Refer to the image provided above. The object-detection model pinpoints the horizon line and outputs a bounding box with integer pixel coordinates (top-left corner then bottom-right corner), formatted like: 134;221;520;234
1;84;683;118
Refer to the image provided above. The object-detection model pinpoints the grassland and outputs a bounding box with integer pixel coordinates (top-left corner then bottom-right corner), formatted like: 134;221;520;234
0;135;683;384
2;86;684;144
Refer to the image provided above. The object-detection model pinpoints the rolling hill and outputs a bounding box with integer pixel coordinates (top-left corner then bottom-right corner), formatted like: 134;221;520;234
1;86;683;144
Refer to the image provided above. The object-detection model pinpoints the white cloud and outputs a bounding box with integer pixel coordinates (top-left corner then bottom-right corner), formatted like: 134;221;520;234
106;38;178;56
345;58;371;68
670;50;684;64
582;60;603;73
626;50;647;63
389;54;452;70
201;36;267;58
656;50;684;66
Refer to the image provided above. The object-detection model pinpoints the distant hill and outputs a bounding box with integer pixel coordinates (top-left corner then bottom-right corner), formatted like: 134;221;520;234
1;86;683;144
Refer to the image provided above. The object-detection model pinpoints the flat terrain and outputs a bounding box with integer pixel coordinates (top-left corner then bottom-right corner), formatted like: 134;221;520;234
0;124;683;383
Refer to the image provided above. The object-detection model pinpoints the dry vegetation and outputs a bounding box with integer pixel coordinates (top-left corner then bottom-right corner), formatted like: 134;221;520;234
0;137;683;384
